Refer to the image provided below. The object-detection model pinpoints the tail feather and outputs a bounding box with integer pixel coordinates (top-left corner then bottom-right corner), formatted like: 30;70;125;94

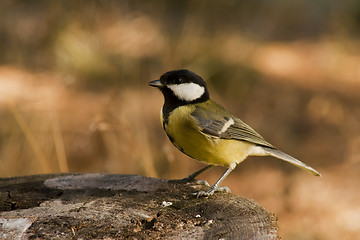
264;147;321;177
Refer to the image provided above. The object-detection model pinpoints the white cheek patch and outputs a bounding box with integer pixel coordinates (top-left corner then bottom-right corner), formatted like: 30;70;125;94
168;83;205;101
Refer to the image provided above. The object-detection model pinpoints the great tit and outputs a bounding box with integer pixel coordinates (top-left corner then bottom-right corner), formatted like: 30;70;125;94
149;69;321;197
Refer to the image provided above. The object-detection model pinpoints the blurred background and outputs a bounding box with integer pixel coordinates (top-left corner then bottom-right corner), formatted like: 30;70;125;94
0;0;359;239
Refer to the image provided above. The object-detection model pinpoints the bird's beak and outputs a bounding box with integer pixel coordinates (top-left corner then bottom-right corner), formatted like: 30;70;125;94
148;80;164;88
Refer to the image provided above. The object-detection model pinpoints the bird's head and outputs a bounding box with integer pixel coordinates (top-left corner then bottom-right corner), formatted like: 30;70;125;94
149;69;210;105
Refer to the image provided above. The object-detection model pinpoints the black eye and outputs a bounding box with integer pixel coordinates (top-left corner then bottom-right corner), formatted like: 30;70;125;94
176;77;183;84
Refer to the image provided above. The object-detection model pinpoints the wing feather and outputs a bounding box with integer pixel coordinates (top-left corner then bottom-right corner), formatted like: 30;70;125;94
191;100;274;148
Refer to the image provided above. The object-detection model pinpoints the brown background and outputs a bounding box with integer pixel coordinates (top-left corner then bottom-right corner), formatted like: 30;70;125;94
0;1;359;239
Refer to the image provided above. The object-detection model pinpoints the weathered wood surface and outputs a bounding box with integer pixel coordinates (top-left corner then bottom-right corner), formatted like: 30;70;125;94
0;173;279;239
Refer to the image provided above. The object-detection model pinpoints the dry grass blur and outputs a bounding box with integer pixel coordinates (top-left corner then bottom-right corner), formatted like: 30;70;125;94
1;1;360;239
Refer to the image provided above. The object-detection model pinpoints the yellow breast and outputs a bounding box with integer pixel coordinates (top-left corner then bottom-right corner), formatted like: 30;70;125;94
162;105;254;167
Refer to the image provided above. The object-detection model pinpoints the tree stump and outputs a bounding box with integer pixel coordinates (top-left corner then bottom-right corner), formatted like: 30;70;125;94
0;173;279;239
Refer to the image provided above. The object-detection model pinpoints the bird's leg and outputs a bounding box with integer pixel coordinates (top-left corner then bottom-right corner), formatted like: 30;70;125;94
194;164;235;197
168;165;213;186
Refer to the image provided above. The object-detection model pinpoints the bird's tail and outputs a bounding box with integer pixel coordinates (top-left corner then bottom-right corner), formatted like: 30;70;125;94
264;147;321;177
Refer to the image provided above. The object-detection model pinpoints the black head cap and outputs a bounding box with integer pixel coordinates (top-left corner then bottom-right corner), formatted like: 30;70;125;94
160;69;207;88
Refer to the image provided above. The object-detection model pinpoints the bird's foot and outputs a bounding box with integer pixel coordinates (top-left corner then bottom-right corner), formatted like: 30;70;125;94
168;178;210;187
193;186;231;198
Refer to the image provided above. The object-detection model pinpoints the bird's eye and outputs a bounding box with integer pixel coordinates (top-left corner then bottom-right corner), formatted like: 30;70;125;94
176;77;183;84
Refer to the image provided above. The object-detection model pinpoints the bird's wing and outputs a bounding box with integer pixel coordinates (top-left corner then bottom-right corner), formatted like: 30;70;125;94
191;100;321;177
191;100;274;148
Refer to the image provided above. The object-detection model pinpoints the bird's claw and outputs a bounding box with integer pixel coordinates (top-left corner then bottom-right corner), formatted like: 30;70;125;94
216;186;231;193
192;186;231;198
191;179;210;187
168;178;210;187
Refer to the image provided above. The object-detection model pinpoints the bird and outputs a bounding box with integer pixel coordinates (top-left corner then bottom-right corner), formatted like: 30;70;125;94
149;69;321;197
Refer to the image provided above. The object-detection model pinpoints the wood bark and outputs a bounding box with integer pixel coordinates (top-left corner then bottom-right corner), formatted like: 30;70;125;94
0;173;279;239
